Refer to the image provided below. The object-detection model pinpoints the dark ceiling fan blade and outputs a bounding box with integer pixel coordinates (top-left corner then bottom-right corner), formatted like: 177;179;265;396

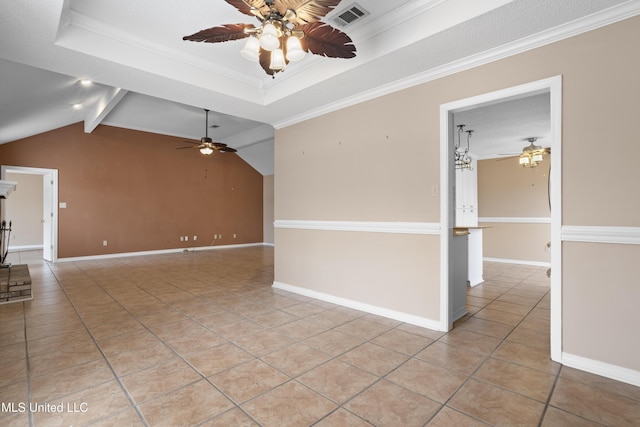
301;22;356;58
225;0;270;18
220;147;238;153
274;0;342;25
177;146;200;150
183;23;255;43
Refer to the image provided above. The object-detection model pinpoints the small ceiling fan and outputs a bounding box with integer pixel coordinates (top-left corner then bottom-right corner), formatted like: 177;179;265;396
497;137;550;166
178;109;237;155
182;0;356;76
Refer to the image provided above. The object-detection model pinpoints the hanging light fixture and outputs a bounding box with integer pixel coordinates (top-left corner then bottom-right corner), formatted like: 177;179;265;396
183;0;357;77
519;137;548;168
454;125;474;171
240;7;305;74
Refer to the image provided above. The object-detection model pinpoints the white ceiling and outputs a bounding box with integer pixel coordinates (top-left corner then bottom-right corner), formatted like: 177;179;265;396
454;92;550;159
0;0;638;175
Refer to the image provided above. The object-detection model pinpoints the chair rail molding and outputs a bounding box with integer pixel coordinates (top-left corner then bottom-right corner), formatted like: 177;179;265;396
479;217;551;224
274;220;441;235
562;225;640;245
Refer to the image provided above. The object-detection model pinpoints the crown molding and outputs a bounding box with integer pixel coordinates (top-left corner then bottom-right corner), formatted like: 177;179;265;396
273;1;640;129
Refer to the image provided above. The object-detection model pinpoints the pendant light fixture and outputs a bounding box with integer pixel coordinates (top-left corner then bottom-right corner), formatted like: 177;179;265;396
454;124;474;171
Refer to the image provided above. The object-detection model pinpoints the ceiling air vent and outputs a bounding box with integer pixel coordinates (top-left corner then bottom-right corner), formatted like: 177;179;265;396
332;3;369;27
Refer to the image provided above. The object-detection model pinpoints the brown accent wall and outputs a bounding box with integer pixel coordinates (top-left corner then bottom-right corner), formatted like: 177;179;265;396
0;123;263;258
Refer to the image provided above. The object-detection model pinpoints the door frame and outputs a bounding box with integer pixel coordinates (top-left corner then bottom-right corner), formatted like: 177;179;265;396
1;165;59;262
439;75;562;362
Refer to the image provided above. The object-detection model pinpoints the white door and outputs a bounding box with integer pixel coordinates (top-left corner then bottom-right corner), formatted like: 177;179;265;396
42;173;54;261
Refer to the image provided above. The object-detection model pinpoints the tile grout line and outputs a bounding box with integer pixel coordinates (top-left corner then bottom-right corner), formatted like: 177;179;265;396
426;268;553;424
22;300;34;427
44;261;152;427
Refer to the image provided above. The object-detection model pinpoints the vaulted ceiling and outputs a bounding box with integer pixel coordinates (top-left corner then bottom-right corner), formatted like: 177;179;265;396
1;0;637;174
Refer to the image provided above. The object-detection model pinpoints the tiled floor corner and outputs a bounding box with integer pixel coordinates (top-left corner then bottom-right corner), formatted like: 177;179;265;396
0;248;639;426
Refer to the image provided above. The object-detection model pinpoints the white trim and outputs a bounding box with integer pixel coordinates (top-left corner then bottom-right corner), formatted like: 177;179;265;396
562;226;640;245
562;352;640;388
272;281;445;331
56;243;265;263
439;109;452;331
479;217;551;224
8;245;43;251
440;75;562;361
1;166;59;262
483;257;551;268
274;3;640;129
274;220;441;235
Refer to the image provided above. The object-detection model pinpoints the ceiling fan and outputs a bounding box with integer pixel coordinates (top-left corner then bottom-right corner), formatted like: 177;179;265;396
182;0;356;76
178;109;237;155
497;137;550;166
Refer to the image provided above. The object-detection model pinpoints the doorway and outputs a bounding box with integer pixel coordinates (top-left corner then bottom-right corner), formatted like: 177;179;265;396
439;76;562;362
1;166;58;262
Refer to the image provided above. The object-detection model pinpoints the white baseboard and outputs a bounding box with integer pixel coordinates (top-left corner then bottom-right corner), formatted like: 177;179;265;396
562;352;640;388
8;245;43;251
483;257;551;267
57;243;267;263
272;281;446;331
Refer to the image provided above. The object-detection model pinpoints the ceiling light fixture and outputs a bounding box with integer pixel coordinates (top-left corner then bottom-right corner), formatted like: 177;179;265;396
79;79;93;86
183;0;356;77
176;109;238;156
519;137;548;168
454;124;474;171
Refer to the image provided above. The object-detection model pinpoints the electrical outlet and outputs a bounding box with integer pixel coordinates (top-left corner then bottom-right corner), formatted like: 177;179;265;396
193;236;197;241
180;236;184;242
103;240;108;246
219;234;222;239
233;233;237;239
185;235;189;241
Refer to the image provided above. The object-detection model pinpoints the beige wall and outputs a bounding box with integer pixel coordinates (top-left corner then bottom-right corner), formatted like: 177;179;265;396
275;15;640;374
263;175;274;244
3;172;43;248
275;230;440;318
563;242;640;371
478;157;551;263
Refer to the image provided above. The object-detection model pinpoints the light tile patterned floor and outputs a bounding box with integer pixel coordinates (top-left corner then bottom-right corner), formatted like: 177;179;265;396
1;247;639;426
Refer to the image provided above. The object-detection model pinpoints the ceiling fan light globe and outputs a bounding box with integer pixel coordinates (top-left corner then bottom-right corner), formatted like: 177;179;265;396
532;153;543;163
200;146;214;155
519;156;530;165
270;48;286;70
241;36;260;61
286;36;305;62
259;23;280;51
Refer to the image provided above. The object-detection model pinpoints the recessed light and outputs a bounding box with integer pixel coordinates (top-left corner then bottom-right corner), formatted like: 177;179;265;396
79;79;92;86
73;103;83;110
